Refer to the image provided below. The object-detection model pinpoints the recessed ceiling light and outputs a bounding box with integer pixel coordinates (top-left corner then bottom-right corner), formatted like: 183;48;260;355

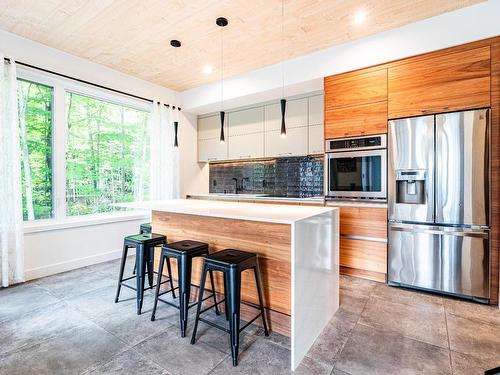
354;10;367;25
203;65;214;75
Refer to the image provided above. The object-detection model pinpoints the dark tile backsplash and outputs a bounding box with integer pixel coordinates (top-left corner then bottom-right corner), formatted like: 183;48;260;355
209;156;324;198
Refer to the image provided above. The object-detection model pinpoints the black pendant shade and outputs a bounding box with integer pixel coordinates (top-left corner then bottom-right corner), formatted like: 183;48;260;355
280;98;287;136
219;111;225;143
173;121;179;148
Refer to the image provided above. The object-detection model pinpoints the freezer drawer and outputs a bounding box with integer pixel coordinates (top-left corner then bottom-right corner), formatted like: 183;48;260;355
388;224;490;300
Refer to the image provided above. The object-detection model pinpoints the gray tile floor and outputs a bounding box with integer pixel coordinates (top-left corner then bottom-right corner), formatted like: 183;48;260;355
1;258;499;374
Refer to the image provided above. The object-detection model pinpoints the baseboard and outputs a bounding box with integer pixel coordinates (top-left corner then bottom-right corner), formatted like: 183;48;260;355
25;249;122;281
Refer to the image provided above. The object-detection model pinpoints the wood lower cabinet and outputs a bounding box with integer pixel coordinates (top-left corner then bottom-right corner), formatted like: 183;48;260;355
337;205;388;283
325;101;387;138
325;68;387;110
388;46;491;118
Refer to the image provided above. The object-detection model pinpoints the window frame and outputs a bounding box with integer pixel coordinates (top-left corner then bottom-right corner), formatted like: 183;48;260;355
18;68;151;231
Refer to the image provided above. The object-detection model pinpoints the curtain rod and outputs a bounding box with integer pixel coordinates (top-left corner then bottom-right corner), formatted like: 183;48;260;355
3;57;180;110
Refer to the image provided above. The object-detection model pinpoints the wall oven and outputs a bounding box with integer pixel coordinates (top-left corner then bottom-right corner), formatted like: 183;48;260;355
325;134;387;200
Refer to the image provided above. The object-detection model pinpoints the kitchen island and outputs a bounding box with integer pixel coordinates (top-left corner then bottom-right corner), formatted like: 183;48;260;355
120;199;339;370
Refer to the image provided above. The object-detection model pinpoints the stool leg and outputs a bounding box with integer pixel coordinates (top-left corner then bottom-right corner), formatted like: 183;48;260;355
254;262;269;336
223;272;229;321
114;243;129;303
190;264;208;345
208;270;220;316
178;253;192;337
151;252;165;321
165;255;176;299
132;247;136;275
228;268;241;366
146;245;155;289
136;244;147;315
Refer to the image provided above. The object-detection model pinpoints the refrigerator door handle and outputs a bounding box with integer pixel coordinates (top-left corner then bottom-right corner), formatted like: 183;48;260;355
390;224;489;238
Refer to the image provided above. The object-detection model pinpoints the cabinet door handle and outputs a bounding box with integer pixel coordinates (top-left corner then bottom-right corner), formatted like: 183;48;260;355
239;155;251;158
207;157;217;161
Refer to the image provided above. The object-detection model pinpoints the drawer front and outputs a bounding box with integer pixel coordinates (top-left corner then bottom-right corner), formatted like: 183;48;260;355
340;237;387;274
339;206;387;239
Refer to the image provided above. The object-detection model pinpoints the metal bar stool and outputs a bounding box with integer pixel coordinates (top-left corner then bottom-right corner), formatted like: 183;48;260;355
151;240;220;337
115;233;175;315
190;249;269;366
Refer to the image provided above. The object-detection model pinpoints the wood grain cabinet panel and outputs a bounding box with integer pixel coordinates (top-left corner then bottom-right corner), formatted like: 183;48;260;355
324;69;387;110
324;101;387;138
339;206;387;239
388;46;491;118
340;237;387;275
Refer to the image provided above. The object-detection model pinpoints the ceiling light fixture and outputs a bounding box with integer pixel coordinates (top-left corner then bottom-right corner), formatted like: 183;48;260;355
354;11;367;25
174;106;181;148
280;0;287;138
216;17;228;144
203;65;213;75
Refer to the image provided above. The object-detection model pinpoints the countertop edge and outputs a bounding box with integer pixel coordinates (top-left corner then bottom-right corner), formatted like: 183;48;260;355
186;194;325;204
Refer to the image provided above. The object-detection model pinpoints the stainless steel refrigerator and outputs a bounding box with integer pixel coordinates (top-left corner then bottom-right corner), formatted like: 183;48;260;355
388;108;490;303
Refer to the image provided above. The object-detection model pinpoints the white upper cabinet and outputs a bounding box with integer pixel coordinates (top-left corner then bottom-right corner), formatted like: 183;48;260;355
308;95;324;125
228;133;264;159
198;93;322;162
198;115;220;140
265;98;308;131
198;137;227;162
228;107;264;136
265;127;308;158
308;124;324;154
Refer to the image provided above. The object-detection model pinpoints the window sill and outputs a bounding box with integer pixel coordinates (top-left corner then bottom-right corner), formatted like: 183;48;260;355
23;211;150;234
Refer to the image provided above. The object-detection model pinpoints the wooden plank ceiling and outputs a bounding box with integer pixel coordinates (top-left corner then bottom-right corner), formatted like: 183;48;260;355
0;0;482;91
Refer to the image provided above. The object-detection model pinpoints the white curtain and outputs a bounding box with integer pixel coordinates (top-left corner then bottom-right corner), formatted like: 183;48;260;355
0;55;25;287
150;103;180;200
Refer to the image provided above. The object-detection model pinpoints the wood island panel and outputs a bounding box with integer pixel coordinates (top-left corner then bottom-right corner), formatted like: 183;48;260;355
152;211;292;335
388;46;491;118
324;68;387;110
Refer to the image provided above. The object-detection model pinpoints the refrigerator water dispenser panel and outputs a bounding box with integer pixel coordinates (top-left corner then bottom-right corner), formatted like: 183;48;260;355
396;170;426;204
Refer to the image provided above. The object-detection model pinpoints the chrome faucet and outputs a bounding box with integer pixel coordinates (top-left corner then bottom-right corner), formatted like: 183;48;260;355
231;178;239;194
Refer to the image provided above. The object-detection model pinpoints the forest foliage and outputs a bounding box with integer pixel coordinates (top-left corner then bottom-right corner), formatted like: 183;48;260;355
17;79;150;221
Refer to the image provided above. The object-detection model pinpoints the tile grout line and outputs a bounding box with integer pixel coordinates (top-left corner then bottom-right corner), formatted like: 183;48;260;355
331;285;373;372
443;308;454;375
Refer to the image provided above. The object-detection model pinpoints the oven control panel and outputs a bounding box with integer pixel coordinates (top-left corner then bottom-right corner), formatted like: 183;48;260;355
326;134;386;152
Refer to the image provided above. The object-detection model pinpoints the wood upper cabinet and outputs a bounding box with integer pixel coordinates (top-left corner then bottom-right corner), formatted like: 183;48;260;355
324;68;388;139
388;46;491;118
324;101;387;138
324;68;387;110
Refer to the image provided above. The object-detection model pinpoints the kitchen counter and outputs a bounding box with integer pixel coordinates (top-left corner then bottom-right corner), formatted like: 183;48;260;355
186;193;325;205
118;199;332;224
117;199;339;370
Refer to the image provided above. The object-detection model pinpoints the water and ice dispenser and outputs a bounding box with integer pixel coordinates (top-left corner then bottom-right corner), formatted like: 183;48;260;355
395;170;426;204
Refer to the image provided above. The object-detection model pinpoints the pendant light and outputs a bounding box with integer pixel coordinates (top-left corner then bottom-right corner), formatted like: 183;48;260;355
216;17;228;144
171;40;181;149
173;106;179;148
280;0;286;138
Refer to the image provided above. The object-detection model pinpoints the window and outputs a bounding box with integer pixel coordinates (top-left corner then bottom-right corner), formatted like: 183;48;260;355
65;92;151;216
17;79;54;221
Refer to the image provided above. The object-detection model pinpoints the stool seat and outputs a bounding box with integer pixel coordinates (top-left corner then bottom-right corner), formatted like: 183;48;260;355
205;249;255;267
125;233;165;245
164;240;208;254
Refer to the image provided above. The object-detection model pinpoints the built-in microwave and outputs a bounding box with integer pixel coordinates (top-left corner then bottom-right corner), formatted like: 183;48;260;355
325;134;387;200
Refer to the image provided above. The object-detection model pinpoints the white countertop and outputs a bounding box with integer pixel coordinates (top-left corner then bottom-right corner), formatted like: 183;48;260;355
116;199;335;224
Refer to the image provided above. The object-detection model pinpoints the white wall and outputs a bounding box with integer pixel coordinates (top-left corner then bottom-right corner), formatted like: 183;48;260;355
0;29;203;280
180;0;500;114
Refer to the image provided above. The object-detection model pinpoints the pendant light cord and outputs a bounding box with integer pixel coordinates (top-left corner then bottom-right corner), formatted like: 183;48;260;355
221;25;224;111
281;0;285;98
